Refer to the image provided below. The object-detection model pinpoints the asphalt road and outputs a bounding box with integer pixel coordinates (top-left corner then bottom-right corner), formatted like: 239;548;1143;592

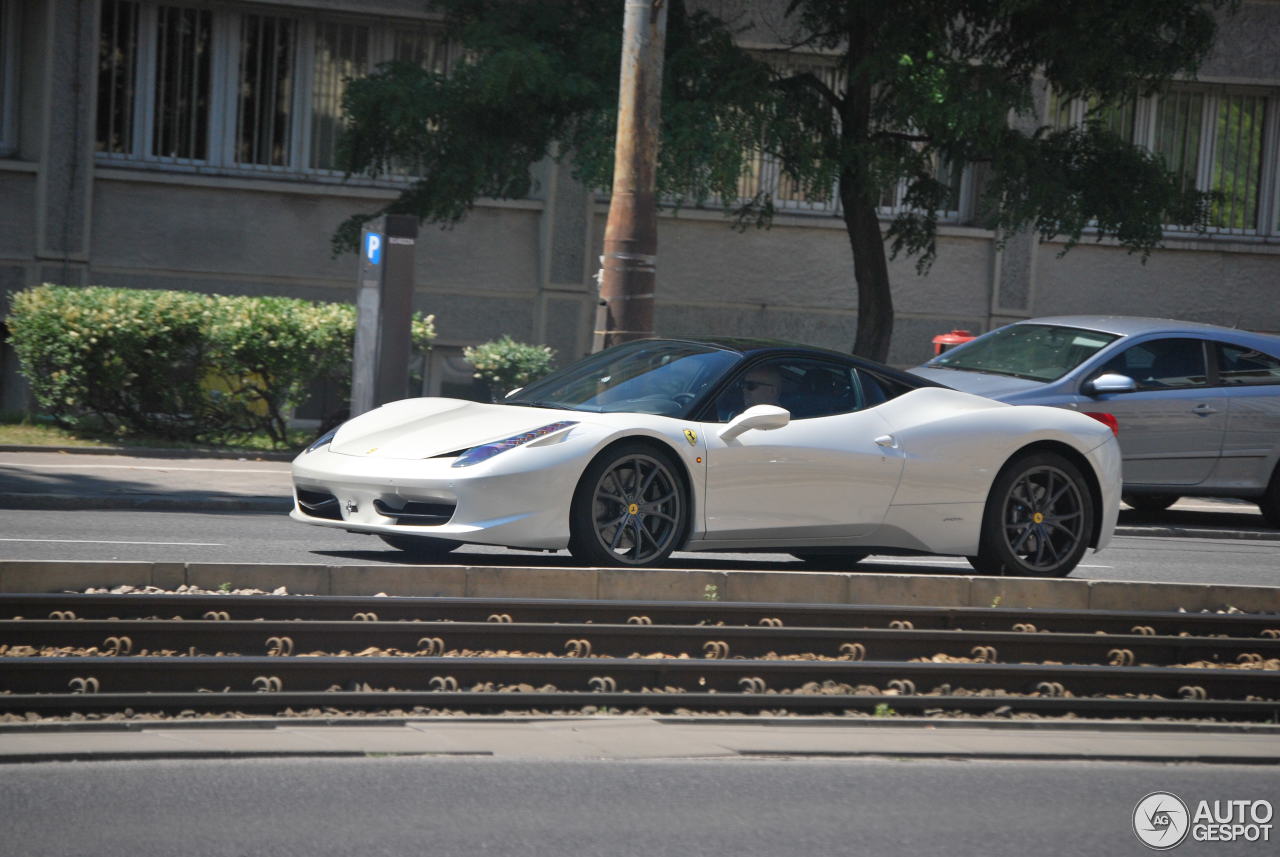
0;507;1277;587
3;756;1277;857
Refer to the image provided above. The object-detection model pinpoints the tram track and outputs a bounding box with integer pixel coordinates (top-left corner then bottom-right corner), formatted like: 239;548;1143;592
2;593;1278;722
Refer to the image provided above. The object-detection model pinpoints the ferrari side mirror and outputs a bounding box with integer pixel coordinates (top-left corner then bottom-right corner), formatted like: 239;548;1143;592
720;405;790;441
1083;373;1137;396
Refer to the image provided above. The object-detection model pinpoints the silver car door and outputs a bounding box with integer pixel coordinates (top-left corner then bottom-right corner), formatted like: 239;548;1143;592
1088;337;1225;486
1210;341;1280;492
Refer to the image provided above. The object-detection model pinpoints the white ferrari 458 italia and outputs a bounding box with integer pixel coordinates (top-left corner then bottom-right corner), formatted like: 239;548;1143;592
292;338;1121;577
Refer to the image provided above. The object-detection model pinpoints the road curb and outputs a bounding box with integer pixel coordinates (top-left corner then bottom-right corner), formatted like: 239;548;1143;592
0;493;291;514
1114;524;1280;541
2;716;1278;764
3;559;1278;613
0;444;296;461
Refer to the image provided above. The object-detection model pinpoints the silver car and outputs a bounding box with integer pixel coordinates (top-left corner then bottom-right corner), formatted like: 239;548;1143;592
911;316;1280;527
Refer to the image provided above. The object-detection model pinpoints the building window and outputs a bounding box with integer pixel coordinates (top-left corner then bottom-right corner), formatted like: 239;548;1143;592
97;0;138;155
94;1;446;178
0;0;18;157
1051;85;1279;237
152;6;211;161
309;21;369;170
236;14;295;167
1208;93;1266;232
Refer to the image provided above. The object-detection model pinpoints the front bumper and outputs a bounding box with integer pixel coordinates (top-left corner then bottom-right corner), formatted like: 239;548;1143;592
289;442;584;550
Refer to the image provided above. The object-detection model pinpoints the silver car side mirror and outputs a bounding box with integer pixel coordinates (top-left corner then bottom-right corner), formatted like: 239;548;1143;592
1085;373;1138;395
719;405;790;441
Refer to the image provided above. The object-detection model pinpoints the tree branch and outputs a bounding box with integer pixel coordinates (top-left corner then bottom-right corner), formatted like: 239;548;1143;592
772;70;843;111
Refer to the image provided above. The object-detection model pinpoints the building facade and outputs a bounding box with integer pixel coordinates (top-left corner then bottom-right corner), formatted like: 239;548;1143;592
2;0;1279;413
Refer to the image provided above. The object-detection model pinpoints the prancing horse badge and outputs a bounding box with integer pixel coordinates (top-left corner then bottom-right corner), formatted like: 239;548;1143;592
683;429;697;446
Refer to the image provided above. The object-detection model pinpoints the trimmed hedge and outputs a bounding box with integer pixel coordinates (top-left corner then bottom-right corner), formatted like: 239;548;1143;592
6;284;435;447
463;335;555;401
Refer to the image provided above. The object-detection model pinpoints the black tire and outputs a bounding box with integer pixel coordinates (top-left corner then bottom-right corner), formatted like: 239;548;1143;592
568;442;688;567
790;552;868;570
1122;494;1179;515
1262;466;1280;529
378;533;462;560
970;452;1095;578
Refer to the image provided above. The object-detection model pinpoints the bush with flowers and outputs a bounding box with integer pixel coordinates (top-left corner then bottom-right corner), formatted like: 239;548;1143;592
6;284;435;447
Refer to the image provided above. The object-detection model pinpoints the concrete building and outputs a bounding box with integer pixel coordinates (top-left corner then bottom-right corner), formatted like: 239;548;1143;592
2;0;1278;414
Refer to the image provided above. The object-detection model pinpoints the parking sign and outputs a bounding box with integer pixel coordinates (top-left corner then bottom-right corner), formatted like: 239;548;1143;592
364;232;382;265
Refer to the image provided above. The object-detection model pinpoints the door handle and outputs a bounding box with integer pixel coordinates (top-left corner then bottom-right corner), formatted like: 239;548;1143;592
874;434;898;449
1191;404;1218;416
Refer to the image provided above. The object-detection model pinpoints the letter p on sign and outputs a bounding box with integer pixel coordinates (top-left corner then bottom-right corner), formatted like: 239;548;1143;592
364;233;382;265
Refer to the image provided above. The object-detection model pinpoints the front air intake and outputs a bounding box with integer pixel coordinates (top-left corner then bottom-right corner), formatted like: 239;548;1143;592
373;499;456;526
296;488;342;521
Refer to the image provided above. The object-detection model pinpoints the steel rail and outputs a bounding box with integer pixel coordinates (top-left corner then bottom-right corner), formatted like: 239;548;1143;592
5;593;1279;638
5;619;1280;667
4;656;1277;699
2;691;1278;721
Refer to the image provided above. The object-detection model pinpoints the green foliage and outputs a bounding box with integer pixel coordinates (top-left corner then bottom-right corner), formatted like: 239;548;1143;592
873;702;897;718
463;335;554;400
335;0;1235;360
6;285;436;447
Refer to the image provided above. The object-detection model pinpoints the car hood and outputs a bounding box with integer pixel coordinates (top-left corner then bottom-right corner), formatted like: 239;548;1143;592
328;398;585;460
909;366;1050;401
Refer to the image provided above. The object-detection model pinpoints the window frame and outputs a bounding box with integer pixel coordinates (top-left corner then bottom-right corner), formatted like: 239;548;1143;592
94;1;448;181
1048;83;1280;239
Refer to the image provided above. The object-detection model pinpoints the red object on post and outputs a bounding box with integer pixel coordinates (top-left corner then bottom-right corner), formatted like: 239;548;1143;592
932;329;975;355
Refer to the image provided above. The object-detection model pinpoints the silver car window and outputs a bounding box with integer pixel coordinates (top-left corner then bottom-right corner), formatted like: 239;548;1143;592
1216;342;1280;386
1096;338;1208;390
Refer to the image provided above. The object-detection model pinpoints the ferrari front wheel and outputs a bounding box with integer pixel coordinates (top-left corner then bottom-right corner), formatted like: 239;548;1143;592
970;452;1094;578
569;443;688;567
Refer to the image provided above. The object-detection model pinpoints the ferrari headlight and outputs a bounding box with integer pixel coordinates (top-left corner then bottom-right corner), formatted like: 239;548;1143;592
303;426;340;454
452;421;577;468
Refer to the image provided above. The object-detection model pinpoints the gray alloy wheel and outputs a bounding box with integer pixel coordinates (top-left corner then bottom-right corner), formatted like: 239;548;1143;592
969;452;1093;578
569;444;686;567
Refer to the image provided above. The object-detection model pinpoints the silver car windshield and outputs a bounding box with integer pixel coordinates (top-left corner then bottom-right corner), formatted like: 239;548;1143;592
929;324;1120;382
505;341;742;416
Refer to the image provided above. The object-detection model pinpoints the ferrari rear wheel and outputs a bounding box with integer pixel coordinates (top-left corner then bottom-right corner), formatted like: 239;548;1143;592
378;534;462;560
569;443;687;568
970;452;1094;578
790;552;868;570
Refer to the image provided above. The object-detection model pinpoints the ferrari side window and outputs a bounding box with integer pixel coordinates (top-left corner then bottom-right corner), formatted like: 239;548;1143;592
715;360;862;421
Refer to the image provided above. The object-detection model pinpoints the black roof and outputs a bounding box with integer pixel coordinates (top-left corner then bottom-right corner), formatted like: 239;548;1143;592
655;336;943;389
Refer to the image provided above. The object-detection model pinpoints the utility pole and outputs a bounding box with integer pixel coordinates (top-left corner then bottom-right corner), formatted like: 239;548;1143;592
593;0;668;352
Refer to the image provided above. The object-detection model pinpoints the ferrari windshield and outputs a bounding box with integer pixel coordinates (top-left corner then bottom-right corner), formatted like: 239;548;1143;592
505;340;741;416
928;323;1120;382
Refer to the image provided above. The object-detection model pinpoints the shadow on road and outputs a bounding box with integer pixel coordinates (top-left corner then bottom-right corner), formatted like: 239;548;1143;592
310;547;974;575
